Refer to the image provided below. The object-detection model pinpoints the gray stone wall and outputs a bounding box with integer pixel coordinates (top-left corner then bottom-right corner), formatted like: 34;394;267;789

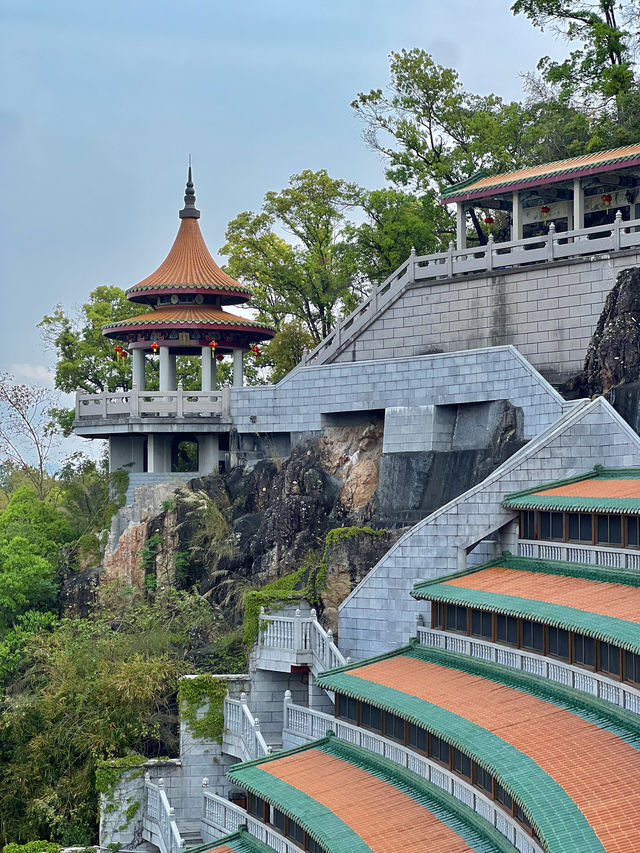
231;346;567;440
338;397;640;660
330;251;640;384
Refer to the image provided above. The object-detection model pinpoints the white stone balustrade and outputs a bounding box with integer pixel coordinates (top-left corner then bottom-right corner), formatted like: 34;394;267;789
257;608;346;676
303;213;640;367
416;626;640;716
223;692;271;761
202;791;305;852
144;776;185;853
75;387;227;420
518;538;640;570
282;699;542;853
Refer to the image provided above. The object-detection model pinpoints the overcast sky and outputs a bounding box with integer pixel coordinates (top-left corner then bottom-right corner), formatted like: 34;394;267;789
0;0;568;388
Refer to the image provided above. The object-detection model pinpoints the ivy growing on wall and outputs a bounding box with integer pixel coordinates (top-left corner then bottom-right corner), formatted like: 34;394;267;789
178;674;229;743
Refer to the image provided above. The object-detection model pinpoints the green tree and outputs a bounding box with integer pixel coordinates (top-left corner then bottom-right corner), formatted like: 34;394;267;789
262;321;317;383
347;188;452;284
512;0;638;104
221;169;361;340
0;487;74;566
39;285;143;396
0;537;57;632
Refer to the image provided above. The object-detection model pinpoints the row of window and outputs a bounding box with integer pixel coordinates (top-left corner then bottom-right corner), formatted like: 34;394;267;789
519;510;640;548
432;602;640;686
336;696;538;838
248;794;325;853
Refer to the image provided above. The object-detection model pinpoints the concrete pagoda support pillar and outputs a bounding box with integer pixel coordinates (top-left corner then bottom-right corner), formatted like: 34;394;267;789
201;346;215;392
456;203;467;250
159;348;177;392
198;434;219;474
511;190;523;241
233;349;244;388
573;177;585;231
132;348;145;391
147;435;172;473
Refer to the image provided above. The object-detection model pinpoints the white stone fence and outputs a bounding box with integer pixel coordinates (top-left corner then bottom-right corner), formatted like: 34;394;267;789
518;538;640;570
144;775;184;853
257;607;346;676
416;626;640;716
75;387;227;419
282;697;542;853
303;212;640;366
223;692;271;761
201;789;304;853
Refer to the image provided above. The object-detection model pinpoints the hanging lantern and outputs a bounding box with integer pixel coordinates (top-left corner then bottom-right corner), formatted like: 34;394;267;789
120;350;128;359
602;194;613;209
483;216;494;233
209;340;217;358
250;345;261;358
216;354;224;362
150;341;159;354
114;345;122;354
540;205;551;224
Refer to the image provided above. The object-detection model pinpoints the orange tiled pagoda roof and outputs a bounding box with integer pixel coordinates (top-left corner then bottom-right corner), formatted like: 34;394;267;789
102;305;274;338
441;142;640;205
126;217;252;305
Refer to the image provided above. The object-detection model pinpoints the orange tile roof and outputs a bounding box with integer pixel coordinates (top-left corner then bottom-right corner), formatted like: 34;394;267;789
203;847;234;853
102;304;274;337
440;143;640;203
534;478;640;499
443;565;640;623
262;747;474;853
126;217;251;302
351;656;640;851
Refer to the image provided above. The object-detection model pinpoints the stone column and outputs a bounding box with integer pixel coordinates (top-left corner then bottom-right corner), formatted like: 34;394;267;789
132;348;145;391
201;346;213;392
573;177;584;231
511;190;523;241
159;347;171;392
167;353;177;391
456;203;467;250
233;349;244;388
198;434;219;474
147;435;172;473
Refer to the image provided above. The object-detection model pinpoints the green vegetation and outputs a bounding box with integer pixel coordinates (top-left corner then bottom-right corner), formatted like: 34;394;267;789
242;567;306;648
178;674;229;742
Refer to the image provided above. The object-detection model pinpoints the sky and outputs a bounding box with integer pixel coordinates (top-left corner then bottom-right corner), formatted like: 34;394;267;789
0;0;569;393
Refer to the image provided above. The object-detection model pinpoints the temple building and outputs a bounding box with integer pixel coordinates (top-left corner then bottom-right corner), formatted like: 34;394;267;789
441;143;640;248
76;170;274;481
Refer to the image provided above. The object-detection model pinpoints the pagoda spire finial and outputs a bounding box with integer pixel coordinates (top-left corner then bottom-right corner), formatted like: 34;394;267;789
180;158;200;219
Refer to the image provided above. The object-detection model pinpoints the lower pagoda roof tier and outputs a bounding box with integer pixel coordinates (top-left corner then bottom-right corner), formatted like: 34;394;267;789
227;734;516;853
126;217;252;306
102;305;275;343
410;554;640;654
315;644;640;852
502;466;640;515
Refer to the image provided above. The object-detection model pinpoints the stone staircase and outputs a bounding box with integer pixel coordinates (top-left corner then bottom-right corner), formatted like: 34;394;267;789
177;824;204;848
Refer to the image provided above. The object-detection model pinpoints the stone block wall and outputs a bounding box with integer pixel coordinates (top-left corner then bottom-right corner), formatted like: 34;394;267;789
329;250;640;384
231;346;567;441
338;397;640;660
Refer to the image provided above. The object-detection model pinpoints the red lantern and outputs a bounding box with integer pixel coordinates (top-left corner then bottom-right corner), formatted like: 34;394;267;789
602;194;613;209
540;205;551;224
209;340;217;358
250;345;261;358
216;354;224;362
120;350;128;358
114;345;122;354
150;341;159;354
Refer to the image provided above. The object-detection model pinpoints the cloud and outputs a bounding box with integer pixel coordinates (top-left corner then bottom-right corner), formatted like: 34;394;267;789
9;363;56;387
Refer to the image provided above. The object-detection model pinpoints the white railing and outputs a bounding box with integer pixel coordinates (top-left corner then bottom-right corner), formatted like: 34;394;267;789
75;386;227;419
258;607;346;675
144;776;184;853
223;692;271;761
303;212;640;366
202;790;305;853
518;538;640;570
282;700;542;853
416;626;640;716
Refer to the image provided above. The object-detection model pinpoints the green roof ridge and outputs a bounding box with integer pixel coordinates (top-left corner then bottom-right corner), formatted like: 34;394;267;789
127;282;251;292
440;170;492;196
412;552;640;590
314;669;603;851
315;736;523;853
409;583;640;656
502;465;640;513
188;827;275;853
403;644;640;749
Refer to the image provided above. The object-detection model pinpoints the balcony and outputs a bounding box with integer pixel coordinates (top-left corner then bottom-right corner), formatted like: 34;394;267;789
74;387;229;425
517;538;640;570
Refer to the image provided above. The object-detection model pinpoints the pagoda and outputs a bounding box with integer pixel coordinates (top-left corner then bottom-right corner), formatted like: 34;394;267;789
102;168;274;392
